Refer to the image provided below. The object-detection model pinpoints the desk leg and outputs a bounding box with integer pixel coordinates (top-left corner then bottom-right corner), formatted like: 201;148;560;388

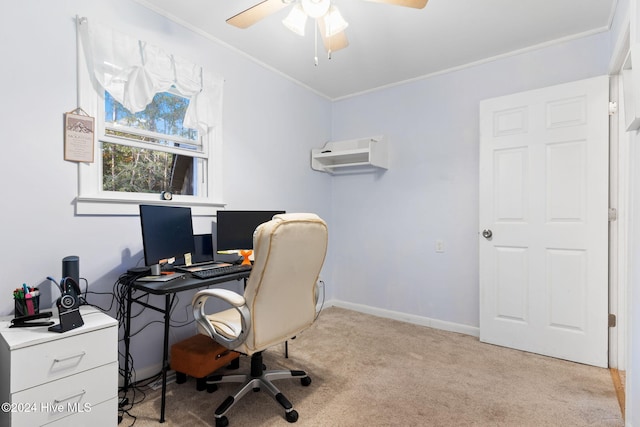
159;293;171;423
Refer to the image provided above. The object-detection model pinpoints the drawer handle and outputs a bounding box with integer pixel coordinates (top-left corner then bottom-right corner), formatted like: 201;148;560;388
53;389;86;404
53;351;86;363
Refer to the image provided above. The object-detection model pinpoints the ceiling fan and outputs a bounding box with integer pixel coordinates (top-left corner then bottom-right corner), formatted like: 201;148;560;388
227;0;428;55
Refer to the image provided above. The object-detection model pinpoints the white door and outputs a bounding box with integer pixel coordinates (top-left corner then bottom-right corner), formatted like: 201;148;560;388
479;76;609;367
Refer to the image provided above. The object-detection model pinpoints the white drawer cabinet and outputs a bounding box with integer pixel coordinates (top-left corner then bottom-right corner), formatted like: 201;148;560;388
0;307;118;427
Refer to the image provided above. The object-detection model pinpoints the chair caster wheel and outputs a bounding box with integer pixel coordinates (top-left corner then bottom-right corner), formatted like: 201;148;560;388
285;409;299;423
215;416;229;427
301;376;312;386
207;383;218;393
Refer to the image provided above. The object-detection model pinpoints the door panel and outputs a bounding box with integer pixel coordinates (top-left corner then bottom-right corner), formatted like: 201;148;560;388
479;76;609;367
495;246;528;322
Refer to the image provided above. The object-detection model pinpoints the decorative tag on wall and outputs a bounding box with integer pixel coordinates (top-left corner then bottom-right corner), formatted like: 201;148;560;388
64;108;95;163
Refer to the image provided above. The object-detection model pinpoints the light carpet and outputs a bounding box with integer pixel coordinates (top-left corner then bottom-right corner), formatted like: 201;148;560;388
122;307;623;426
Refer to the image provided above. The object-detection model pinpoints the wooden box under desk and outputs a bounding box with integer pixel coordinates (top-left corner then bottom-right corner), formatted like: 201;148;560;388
171;334;239;391
0;307;118;427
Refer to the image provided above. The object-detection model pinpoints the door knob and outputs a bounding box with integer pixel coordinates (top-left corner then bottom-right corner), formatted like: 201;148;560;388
482;229;493;239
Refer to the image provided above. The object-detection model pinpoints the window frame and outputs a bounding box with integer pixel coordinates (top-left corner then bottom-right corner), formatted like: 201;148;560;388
75;40;224;216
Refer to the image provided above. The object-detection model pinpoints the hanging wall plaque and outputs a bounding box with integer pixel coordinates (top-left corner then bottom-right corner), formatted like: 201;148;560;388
64;108;95;162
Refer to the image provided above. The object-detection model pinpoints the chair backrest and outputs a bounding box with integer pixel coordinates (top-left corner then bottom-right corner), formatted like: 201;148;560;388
242;213;328;353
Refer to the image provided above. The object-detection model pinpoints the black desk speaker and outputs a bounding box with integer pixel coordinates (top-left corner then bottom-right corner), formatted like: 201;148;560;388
62;255;79;285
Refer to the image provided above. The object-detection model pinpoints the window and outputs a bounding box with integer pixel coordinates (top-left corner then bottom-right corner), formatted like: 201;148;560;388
102;91;205;196
76;18;223;215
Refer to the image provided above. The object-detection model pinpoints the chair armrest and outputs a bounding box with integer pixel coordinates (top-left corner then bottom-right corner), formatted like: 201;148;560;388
195;288;246;307
192;289;251;349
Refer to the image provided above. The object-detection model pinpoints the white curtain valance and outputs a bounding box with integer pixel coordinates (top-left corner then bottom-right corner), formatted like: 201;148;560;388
77;17;223;135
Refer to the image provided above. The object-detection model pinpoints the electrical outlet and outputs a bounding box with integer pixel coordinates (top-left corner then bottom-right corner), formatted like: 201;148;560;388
435;240;445;253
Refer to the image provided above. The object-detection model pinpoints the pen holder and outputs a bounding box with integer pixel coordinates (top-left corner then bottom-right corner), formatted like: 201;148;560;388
14;291;40;318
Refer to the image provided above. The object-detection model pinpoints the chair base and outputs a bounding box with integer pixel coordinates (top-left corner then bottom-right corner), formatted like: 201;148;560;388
206;351;311;425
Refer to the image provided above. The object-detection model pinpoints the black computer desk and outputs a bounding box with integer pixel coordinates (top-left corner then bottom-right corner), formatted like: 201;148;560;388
121;270;251;423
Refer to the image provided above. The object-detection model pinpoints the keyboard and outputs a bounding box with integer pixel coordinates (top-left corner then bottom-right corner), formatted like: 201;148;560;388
191;264;252;280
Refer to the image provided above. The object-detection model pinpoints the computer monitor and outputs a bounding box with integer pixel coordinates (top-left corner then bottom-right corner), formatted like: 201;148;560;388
216;210;285;264
192;233;214;264
139;204;195;267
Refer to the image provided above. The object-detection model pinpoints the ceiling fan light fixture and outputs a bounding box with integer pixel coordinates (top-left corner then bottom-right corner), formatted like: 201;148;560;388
323;5;348;37
301;0;331;19
282;3;308;36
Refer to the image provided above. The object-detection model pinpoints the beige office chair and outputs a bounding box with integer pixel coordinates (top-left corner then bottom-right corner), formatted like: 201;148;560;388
192;213;328;426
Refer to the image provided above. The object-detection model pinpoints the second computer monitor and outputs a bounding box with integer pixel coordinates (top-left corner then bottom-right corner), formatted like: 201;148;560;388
216;210;285;252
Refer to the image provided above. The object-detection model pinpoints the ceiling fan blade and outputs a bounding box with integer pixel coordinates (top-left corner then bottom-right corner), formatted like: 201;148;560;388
363;0;428;9
227;0;291;29
318;19;349;53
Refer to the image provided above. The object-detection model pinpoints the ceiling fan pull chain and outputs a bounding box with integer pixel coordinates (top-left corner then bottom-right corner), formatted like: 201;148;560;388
314;20;319;66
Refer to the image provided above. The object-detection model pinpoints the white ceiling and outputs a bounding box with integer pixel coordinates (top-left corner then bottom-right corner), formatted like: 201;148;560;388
134;0;617;100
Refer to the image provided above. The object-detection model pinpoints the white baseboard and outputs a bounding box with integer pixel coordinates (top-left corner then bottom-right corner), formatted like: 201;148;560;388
323;299;480;338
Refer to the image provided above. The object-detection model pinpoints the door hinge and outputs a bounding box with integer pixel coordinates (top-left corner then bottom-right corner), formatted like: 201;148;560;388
609;208;618;222
609;101;618;115
609;314;617;327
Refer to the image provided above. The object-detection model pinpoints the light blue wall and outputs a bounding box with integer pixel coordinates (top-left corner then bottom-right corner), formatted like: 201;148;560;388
330;32;612;328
